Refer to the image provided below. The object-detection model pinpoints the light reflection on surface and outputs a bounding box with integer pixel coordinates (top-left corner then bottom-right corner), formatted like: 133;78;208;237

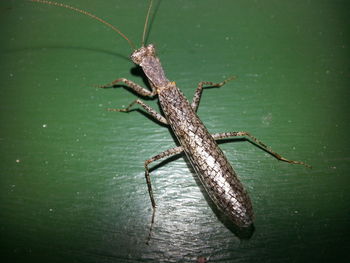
131;159;242;261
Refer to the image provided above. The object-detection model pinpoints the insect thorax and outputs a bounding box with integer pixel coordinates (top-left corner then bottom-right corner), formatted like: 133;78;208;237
131;44;169;88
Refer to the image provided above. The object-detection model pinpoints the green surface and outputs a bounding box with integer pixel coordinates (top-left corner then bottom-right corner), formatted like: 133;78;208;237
1;0;349;262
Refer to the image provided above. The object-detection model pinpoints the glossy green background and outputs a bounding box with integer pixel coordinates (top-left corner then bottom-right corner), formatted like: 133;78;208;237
1;0;349;262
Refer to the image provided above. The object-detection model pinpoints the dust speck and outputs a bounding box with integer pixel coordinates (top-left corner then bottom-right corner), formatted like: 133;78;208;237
261;113;272;126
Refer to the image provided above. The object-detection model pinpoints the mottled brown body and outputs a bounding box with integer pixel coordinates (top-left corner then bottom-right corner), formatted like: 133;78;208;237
106;43;310;229
129;44;253;227
159;84;254;226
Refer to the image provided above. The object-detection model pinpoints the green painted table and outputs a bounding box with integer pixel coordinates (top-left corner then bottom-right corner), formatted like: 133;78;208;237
1;0;349;262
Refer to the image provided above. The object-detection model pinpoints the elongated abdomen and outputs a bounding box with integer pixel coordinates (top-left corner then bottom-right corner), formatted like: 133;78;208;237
159;86;253;227
183;127;254;227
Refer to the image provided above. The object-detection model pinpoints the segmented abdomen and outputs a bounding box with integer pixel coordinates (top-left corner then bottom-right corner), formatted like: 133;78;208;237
159;85;253;227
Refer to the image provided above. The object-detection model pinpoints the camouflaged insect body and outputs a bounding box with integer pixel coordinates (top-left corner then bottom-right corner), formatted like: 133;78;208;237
134;44;254;227
159;83;254;227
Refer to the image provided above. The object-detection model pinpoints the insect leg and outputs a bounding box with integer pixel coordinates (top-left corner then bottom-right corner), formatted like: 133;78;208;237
144;146;183;244
144;146;184;208
212;132;311;168
191;76;236;111
108;99;168;125
99;78;157;97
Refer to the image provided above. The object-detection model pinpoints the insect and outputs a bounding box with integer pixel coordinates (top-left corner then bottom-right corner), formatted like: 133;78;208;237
30;0;310;231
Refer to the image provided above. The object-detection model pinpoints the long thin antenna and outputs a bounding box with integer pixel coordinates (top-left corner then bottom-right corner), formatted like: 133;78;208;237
141;0;153;46
30;0;136;50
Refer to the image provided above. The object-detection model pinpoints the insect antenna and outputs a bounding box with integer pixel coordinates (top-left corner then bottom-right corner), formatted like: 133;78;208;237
141;0;153;47
30;0;136;50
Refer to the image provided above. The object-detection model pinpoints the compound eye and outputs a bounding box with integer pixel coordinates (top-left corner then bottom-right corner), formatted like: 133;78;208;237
130;52;141;64
146;44;155;55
